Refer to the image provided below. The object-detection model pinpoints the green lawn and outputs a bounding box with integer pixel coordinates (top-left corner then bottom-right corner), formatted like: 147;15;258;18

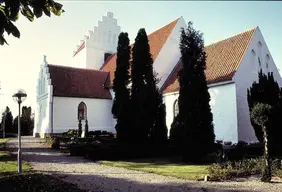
100;160;209;180
0;138;9;143
0;138;31;176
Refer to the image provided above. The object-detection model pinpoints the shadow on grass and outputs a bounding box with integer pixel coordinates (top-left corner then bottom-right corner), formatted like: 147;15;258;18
42;170;278;192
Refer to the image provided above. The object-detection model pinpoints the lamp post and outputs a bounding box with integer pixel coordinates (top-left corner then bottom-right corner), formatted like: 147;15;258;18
12;89;27;173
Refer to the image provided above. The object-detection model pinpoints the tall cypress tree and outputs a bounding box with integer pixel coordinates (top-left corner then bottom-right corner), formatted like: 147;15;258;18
112;32;131;143
131;28;155;144
150;85;168;145
247;69;282;156
170;22;215;162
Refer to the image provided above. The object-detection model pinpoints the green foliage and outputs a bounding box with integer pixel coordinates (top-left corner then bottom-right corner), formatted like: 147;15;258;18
78;119;82;138
250;103;273;182
247;70;281;144
84;119;89;138
150;82;168;145
1;106;13;134
208;158;265;181
170;22;215;162
0;0;64;45
12;106;34;135
250;103;273;128
112;32;131;143
130;28;156;144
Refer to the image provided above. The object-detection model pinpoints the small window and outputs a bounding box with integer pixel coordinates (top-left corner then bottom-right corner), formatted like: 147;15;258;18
266;63;268;68
78;102;87;120
173;99;179;117
258;57;261;68
104;53;112;62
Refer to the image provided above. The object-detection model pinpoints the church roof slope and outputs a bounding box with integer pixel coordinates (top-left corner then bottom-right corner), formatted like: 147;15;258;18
162;27;256;94
48;64;112;99
100;17;180;84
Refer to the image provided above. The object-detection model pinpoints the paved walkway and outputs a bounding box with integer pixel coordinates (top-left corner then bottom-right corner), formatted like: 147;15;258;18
6;136;282;192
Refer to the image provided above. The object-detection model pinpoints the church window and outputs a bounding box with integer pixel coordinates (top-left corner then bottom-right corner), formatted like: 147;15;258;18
78;102;87;120
104;53;112;62
266;54;270;69
258;57;261;68
173;99;179;117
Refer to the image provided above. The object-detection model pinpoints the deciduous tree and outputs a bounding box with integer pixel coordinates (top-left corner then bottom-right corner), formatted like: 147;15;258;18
0;0;64;45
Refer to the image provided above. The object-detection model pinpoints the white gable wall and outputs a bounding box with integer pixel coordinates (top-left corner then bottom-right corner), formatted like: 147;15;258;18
163;82;238;143
52;97;115;133
234;27;282;143
154;18;187;88
71;12;121;70
34;58;53;138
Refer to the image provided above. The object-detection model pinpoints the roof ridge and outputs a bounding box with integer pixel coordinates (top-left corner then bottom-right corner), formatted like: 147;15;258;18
205;27;257;48
48;64;108;73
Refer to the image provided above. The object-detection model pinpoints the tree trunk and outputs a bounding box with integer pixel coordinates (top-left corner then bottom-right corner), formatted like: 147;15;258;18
261;125;271;182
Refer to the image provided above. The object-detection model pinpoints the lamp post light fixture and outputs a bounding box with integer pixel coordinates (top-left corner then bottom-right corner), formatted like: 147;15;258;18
12;89;27;173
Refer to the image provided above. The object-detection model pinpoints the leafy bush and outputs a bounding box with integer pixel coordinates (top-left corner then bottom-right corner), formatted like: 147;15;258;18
62;129;78;137
208;158;282;181
223;142;264;161
45;136;60;149
208;158;263;181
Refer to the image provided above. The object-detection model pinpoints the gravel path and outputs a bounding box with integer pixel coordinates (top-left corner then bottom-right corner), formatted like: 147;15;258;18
6;136;282;192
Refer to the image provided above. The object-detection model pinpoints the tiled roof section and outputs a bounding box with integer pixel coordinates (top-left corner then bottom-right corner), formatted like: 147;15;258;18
162;27;256;94
100;17;181;84
73;41;85;57
48;64;112;99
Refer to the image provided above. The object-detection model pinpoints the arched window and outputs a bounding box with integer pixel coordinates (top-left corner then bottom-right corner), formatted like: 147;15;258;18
173;99;179;117
78;102;87;120
266;54;270;68
258;57;261;68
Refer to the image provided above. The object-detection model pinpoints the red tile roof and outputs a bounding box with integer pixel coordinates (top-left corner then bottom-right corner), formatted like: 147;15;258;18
100;17;180;84
48;64;112;99
162;27;256;94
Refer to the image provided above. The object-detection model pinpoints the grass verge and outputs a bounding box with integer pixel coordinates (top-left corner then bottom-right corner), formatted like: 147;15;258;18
0;138;31;177
0;138;9;143
100;159;209;180
0;151;31;176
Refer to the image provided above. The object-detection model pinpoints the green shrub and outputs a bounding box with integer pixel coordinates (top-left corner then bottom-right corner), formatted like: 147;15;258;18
208;158;282;181
208;158;264;181
45;136;60;149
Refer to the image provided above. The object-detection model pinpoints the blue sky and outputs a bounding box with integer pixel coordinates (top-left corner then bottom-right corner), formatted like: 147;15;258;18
0;1;281;115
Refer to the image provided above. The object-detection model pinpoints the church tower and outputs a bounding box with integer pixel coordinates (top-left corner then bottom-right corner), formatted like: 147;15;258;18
72;12;121;70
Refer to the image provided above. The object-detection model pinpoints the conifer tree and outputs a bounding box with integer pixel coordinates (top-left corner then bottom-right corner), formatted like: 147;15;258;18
131;28;155;144
112;32;131;143
247;69;282;156
250;103;272;182
84;119;89;138
150;86;168;145
170;22;215;162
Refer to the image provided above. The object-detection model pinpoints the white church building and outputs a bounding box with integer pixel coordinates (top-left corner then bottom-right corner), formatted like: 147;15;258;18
34;12;282;144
